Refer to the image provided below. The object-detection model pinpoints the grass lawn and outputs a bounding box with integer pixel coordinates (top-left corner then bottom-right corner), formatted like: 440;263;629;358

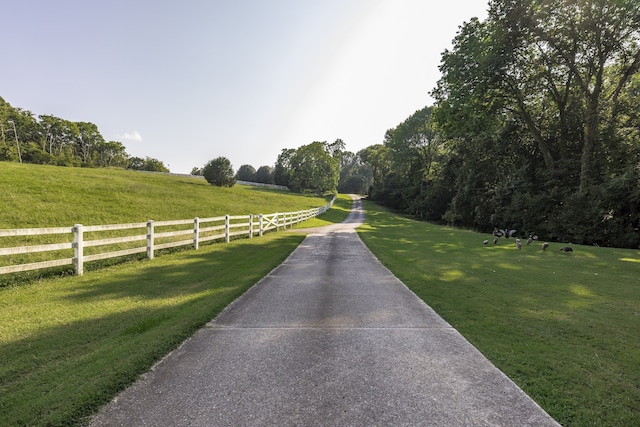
357;200;640;426
0;162;331;229
0;233;305;426
0;163;333;285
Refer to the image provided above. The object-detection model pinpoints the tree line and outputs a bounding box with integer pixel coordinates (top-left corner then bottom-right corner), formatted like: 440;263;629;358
196;139;374;196
0;96;168;171
366;0;640;248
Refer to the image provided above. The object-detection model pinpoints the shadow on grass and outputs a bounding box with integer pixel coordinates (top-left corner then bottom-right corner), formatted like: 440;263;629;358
0;233;305;427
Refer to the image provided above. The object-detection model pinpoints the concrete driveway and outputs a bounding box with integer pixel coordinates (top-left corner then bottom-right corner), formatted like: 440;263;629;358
91;197;559;426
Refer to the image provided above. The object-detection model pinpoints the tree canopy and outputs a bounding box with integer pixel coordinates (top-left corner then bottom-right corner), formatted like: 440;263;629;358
363;0;640;248
236;164;257;181
1;96;169;171
275;141;341;194
203;157;236;187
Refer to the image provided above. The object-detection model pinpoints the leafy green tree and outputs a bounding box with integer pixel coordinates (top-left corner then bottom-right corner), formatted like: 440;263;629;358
274;148;296;186
1;96;174;171
74;122;104;165
191;167;203;176
127;156;169;172
288;141;339;194
406;0;640;246
236;164;256;181
254;165;274;184
203;157;236;187
94;141;127;167
338;151;373;195
487;0;640;192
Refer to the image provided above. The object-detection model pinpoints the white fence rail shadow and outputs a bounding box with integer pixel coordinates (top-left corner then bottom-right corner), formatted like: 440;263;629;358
0;198;334;276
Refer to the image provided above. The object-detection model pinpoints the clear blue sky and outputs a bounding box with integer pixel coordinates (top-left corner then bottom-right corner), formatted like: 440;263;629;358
2;0;488;174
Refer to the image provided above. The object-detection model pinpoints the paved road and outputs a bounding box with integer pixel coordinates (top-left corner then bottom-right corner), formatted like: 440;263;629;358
91;197;559;426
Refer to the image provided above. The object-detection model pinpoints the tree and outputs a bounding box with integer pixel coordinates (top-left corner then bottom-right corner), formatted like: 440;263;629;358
236;164;256;181
127;156;169;172
1;96;172;170
255;165;274;184
74;122;104;165
288;141;339;194
338;151;373;195
191;167;203;176
274;148;296;186
424;0;640;246
203;157;236;187
488;0;640;192
94;141;127;167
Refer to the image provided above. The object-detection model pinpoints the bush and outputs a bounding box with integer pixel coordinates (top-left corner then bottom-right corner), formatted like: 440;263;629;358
203;157;236;187
235;164;256;181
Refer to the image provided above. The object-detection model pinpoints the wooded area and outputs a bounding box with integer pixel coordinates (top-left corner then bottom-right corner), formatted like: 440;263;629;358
0;96;168;171
365;0;640;248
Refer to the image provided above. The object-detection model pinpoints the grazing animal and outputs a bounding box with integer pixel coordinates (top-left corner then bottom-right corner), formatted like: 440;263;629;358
483;239;489;246
527;235;533;245
493;237;499;245
515;238;522;249
542;242;549;251
559;246;573;252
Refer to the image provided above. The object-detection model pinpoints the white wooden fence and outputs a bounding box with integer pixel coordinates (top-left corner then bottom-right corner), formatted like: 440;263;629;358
0;198;334;276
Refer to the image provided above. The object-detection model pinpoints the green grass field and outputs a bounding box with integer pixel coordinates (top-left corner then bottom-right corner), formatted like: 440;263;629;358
0;163;335;284
357;201;640;427
0;162;332;229
0;233;308;426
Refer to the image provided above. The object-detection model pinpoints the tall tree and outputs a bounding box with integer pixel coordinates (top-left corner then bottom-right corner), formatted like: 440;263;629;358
202;157;235;187
236;164;256;181
74;122;104;164
489;0;640;191
288;141;339;194
254;165;274;184
94;141;127;167
274;148;296;186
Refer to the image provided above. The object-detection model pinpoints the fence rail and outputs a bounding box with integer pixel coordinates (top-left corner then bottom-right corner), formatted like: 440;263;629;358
0;198;334;276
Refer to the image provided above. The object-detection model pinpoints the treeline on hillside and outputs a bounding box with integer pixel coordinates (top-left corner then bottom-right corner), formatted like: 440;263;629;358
272;139;372;194
0;97;168;171
367;0;640;248
197;139;374;196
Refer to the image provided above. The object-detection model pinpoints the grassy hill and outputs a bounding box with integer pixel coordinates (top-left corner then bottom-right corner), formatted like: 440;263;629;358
0;162;338;282
0;162;332;229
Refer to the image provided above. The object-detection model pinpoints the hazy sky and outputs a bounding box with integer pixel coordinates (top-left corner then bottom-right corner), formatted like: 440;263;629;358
2;0;488;174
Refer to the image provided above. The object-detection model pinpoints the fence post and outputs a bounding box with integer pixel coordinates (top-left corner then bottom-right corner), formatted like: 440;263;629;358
73;224;83;276
259;214;263;237
225;214;230;243
249;214;253;239
194;217;199;249
147;220;154;260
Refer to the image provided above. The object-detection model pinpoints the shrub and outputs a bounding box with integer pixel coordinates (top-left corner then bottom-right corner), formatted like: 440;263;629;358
203;157;236;187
